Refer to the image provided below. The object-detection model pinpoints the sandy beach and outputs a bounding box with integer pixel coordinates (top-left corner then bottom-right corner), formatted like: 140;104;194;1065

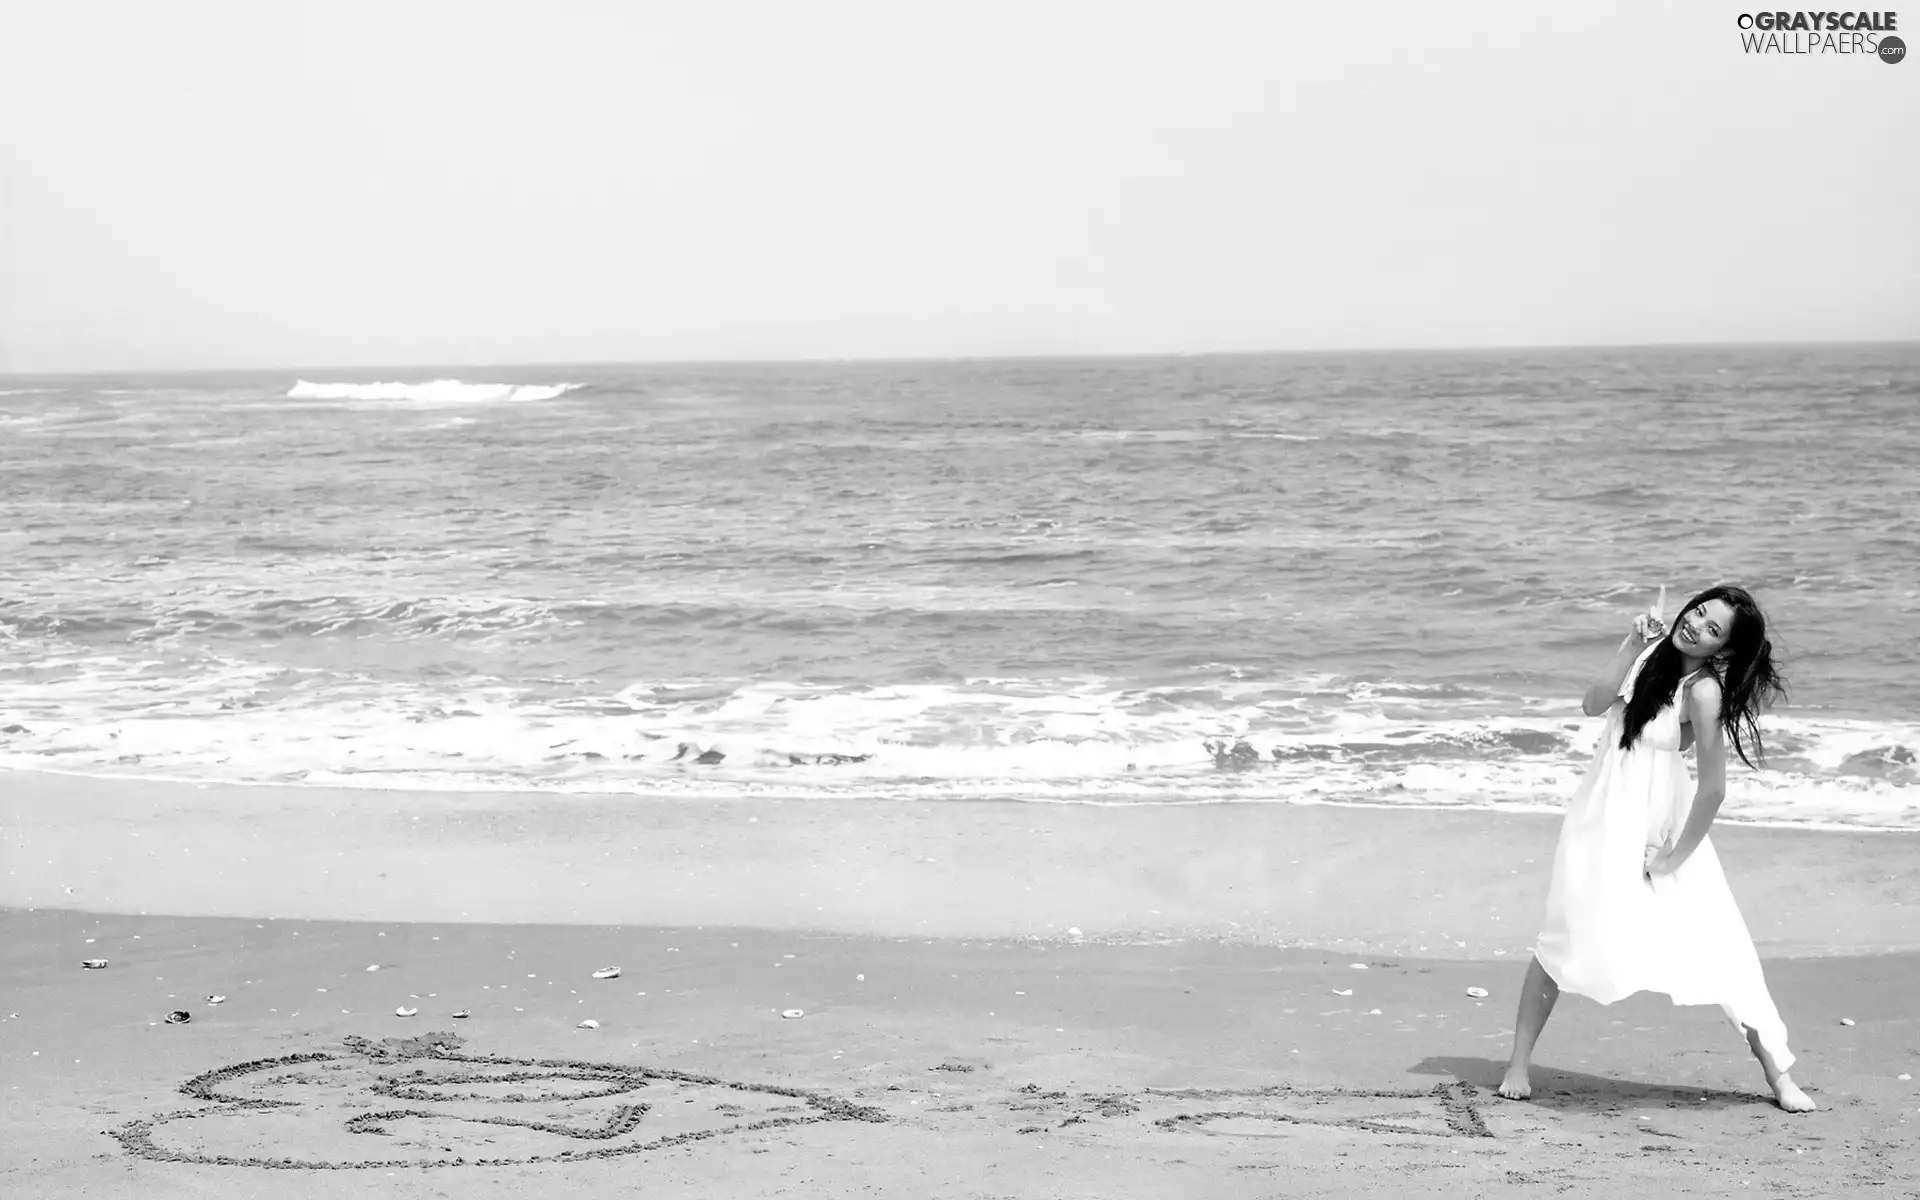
5;771;1919;1197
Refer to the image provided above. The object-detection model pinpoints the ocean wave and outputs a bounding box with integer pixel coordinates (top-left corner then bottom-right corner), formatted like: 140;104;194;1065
2;591;1144;650
931;548;1104;567
1071;430;1216;443
2;666;1914;828
286;379;581;404
0;595;575;645
1069;426;1323;444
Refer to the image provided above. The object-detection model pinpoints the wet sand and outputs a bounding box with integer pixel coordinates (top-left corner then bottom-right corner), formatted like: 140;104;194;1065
4;770;1919;1197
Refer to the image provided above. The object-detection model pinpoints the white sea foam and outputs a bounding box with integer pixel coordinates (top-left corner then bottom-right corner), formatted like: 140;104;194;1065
1;665;1913;828
1072;429;1216;443
286;379;581;404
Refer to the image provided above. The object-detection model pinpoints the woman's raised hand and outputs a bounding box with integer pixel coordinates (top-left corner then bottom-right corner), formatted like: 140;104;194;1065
1630;584;1667;643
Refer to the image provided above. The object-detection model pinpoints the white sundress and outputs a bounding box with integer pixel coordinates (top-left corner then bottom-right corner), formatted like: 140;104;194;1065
1534;642;1794;1072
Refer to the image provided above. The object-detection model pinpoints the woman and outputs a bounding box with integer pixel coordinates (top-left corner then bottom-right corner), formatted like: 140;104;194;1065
1497;584;1812;1112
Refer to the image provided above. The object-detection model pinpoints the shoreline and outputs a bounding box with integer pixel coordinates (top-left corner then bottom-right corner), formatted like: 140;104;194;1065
6;770;1918;956
5;756;1916;834
13;761;1920;836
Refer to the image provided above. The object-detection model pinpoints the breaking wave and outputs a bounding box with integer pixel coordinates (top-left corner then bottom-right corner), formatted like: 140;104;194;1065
286;380;581;404
1;664;1915;828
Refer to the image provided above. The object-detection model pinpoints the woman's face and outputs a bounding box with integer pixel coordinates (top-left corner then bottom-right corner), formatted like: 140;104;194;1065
1672;597;1737;658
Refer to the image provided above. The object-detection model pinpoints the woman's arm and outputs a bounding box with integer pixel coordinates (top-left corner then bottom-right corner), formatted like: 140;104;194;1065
1649;676;1728;874
1582;631;1657;716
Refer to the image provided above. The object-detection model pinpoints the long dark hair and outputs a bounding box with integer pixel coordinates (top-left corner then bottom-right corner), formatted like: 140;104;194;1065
1619;584;1786;768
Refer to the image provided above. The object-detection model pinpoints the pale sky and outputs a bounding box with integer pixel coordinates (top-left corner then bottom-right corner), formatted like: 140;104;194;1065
2;1;1914;372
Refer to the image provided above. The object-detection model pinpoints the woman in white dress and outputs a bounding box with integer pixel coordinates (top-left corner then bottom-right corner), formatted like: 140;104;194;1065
1497;584;1812;1112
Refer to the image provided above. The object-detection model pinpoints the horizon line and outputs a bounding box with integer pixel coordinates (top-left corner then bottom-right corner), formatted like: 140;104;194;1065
3;335;1916;380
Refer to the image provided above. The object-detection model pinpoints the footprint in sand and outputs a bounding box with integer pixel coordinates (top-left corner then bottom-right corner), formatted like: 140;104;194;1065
108;1032;885;1169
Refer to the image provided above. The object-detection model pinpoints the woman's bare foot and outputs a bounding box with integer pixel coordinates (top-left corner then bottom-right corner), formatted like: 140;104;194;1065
1771;1073;1816;1112
1495;1067;1531;1100
1498;959;1559;1102
1742;1025;1815;1112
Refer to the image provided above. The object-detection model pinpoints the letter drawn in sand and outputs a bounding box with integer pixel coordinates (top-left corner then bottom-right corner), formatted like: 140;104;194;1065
991;1079;1496;1140
1150;1081;1493;1139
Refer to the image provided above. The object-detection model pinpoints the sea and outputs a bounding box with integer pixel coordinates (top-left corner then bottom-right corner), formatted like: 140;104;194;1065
2;344;1917;828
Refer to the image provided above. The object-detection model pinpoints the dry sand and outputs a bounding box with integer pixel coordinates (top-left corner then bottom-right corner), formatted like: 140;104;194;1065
4;769;1919;1197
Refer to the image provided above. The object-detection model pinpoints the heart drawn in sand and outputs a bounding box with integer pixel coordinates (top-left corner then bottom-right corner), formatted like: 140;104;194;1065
107;1032;885;1169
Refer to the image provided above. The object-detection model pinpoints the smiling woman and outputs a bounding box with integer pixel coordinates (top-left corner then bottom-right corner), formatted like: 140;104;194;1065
1619;586;1785;771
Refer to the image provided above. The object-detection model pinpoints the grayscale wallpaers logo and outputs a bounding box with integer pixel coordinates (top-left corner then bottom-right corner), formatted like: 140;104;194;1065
1735;11;1904;59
